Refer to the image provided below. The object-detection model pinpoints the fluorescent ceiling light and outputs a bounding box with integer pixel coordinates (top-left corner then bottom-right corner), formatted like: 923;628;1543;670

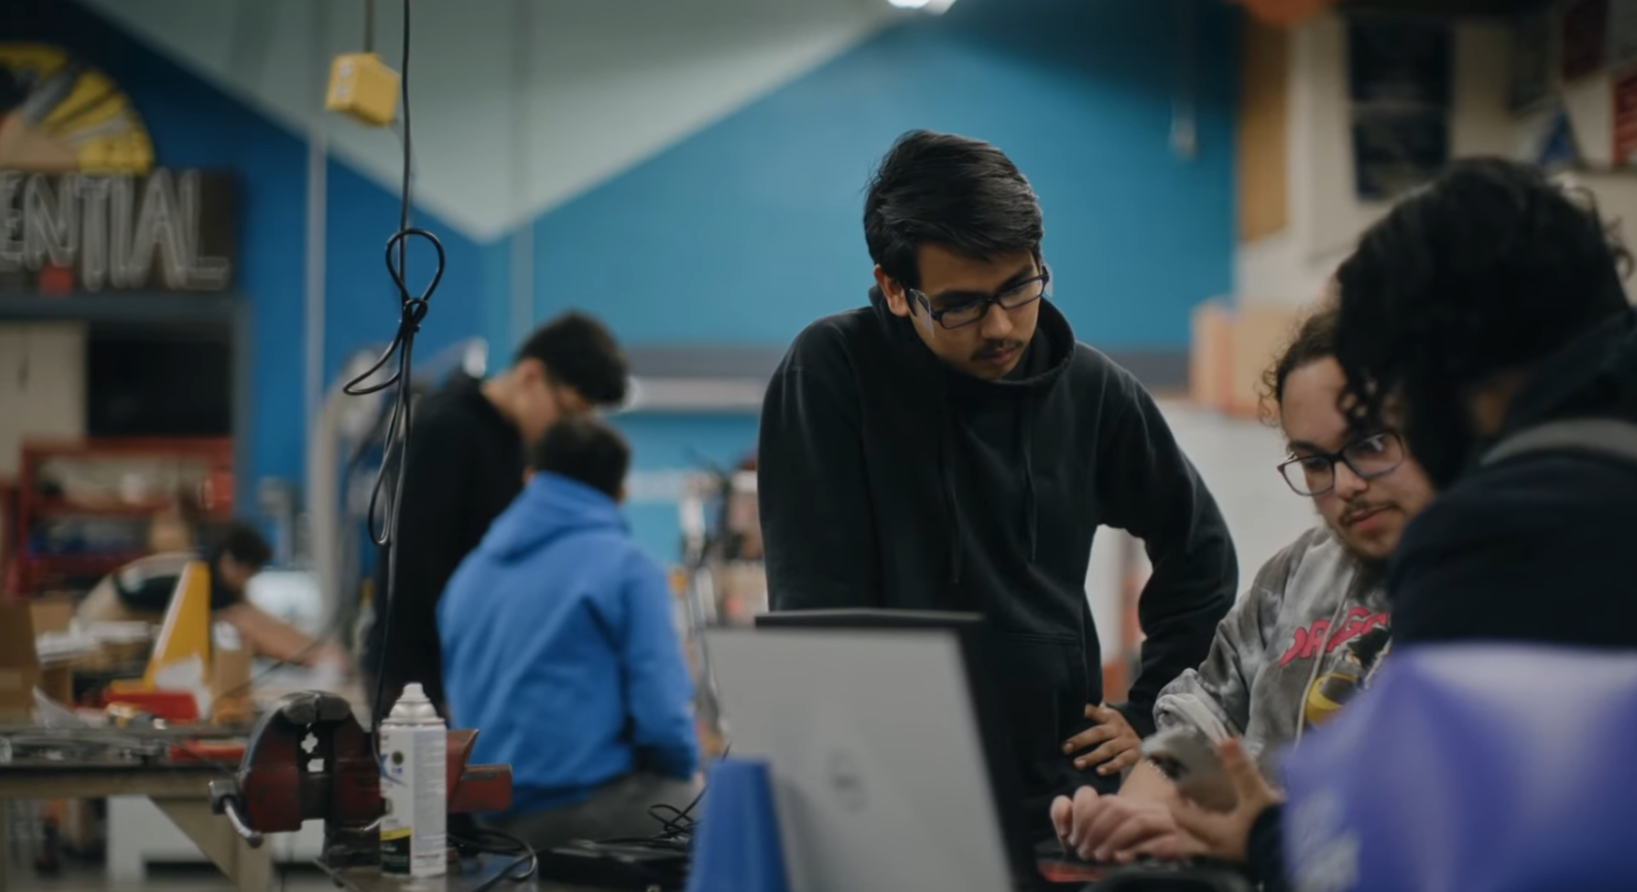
888;0;956;12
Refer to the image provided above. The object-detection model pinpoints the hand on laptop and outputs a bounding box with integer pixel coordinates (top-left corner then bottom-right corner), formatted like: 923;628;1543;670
1062;704;1141;775
1128;738;1283;864
1049;786;1186;864
1164;738;1282;862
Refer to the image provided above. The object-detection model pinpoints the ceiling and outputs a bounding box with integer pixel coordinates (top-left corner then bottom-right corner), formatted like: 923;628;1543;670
1339;0;1555;16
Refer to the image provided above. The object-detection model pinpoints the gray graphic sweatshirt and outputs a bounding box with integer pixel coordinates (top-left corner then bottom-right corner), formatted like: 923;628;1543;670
1153;526;1389;777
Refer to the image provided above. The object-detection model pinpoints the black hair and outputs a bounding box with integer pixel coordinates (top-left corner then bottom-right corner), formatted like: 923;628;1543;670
1261;304;1339;420
211;522;273;570
530;416;631;500
1333;158;1631;485
514;311;629;406
863;130;1043;294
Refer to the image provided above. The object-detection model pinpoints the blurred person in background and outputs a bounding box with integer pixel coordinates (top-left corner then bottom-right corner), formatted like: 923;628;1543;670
759;130;1237;835
78;521;340;667
440;418;697;851
366;312;629;719
1050;306;1435;863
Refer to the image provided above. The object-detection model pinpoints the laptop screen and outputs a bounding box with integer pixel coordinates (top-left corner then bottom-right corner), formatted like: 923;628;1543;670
752;610;1037;884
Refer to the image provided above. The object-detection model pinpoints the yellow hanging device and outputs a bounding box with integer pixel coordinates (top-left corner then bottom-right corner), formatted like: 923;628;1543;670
326;53;400;127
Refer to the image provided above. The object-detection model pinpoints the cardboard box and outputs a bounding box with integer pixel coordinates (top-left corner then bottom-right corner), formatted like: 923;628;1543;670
1188;300;1309;418
211;644;252;725
30;593;75;635
0;601;42;719
1190;301;1232;411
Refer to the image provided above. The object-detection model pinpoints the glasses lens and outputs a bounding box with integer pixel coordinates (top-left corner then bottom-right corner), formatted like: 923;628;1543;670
996;277;1046;310
1281;457;1332;496
1343;433;1405;477
937;301;987;329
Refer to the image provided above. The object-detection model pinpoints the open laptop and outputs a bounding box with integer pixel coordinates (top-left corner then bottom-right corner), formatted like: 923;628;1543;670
712;611;1102;891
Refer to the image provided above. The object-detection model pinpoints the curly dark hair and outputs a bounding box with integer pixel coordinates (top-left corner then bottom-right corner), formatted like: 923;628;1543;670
1333;158;1631;487
1260;304;1340;423
515;311;629;407
863;130;1043;294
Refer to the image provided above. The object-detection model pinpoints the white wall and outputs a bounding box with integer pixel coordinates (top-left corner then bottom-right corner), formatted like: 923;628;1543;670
79;0;896;241
1237;13;1517;308
0;323;86;478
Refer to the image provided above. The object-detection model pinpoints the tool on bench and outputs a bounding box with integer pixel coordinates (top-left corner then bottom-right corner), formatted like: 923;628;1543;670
206;691;512;867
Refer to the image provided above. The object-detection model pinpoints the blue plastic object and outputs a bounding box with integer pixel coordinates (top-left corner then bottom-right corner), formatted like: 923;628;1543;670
684;758;792;892
1280;645;1637;892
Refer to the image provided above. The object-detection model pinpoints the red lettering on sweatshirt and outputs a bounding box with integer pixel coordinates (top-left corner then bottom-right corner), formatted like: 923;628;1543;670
1278;607;1389;667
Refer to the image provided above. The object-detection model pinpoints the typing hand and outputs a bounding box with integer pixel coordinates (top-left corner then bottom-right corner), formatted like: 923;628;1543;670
1121;738;1283;864
1049;787;1188;864
1062;705;1142;776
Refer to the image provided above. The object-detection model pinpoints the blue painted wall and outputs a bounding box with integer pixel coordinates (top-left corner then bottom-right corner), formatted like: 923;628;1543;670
612;414;760;563
529;0;1238;351
6;0;491;512
323;160;488;386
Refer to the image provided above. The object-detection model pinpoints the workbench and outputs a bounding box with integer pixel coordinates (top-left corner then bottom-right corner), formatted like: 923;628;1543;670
324;854;609;892
0;761;270;892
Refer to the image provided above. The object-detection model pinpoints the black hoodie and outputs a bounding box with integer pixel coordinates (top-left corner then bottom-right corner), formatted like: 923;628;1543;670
758;291;1237;829
1390;307;1637;648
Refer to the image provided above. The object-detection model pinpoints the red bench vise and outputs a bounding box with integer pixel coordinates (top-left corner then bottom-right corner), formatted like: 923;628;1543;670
208;691;511;867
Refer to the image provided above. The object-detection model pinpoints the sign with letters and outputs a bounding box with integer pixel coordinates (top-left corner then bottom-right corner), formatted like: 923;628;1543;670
0;43;238;294
0;170;236;293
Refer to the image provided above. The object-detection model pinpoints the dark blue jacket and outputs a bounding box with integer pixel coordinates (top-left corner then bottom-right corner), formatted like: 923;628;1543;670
439;472;698;816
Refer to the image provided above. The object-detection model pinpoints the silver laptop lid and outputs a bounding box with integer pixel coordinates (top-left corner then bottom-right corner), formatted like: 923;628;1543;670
708;628;1013;892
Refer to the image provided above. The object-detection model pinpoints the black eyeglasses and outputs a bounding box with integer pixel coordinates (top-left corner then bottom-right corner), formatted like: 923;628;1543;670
1277;431;1406;496
906;267;1051;330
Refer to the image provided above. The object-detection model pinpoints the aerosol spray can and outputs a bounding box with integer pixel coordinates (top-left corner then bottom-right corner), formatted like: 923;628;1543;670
379;683;447;877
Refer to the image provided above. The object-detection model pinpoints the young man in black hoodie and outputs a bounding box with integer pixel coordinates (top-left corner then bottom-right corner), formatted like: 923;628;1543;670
367;312;629;718
758;130;1238;830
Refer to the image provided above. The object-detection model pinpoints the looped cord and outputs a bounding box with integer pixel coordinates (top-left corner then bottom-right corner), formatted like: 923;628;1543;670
342;227;445;548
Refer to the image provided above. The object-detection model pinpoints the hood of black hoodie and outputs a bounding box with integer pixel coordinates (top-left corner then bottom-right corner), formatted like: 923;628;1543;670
866;286;1076;588
1495;307;1637;437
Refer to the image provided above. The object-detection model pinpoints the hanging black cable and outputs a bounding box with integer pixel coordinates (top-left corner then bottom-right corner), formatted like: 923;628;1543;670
341;0;444;726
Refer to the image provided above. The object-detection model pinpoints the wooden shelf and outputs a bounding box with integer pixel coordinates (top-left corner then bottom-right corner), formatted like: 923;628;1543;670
25;552;145;570
12;438;234;594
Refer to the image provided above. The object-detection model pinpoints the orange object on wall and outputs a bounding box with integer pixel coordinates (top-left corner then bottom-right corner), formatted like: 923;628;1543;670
1236;0;1336;27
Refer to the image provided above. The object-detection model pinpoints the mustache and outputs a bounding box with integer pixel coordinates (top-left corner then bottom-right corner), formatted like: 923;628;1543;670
1339;501;1393;525
973;339;1025;360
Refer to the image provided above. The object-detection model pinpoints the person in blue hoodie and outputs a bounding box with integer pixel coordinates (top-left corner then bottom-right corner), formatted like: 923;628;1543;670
439;417;699;849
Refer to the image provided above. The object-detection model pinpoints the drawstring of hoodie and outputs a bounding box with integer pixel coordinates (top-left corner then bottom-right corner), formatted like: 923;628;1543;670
940;390;1042;585
940;392;965;586
1020;395;1038;563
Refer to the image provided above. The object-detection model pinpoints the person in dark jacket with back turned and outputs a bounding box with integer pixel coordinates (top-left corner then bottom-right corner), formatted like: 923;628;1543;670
758;130;1238;836
366;312;629;719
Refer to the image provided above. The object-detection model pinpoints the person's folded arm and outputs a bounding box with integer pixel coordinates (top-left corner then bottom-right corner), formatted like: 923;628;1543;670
759;330;884;611
1094;363;1237;736
619;558;700;780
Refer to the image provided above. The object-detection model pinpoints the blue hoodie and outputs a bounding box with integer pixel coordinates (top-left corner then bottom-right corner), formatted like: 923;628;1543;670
438;472;698;816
